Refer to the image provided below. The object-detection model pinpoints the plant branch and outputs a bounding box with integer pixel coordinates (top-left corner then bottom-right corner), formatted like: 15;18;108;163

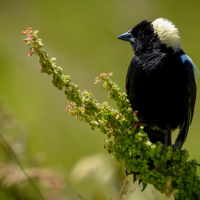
22;27;200;200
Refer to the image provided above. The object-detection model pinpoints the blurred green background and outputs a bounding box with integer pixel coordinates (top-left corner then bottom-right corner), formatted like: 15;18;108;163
0;0;200;199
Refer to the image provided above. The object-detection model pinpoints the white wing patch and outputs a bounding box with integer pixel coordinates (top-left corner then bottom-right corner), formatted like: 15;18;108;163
181;54;199;81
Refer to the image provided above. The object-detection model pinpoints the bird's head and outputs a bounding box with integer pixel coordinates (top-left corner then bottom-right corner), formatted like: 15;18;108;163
117;18;181;54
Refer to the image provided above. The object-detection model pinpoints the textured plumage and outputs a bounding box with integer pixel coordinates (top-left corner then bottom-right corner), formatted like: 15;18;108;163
117;18;198;149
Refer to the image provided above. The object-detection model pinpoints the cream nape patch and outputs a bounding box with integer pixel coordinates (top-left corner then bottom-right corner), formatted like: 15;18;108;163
152;18;181;52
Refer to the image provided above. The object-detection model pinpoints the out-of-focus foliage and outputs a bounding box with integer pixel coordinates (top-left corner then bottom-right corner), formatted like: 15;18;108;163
0;99;66;199
0;0;200;199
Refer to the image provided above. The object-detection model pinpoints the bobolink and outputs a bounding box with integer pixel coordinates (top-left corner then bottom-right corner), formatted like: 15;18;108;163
117;18;199;149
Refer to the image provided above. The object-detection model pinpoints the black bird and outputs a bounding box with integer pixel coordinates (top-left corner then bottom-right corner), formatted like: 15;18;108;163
117;18;199;149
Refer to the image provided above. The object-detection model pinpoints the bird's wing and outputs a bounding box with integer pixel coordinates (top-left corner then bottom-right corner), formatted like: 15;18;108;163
125;53;167;105
174;55;197;149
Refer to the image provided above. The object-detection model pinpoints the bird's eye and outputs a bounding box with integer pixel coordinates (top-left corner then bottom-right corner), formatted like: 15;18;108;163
138;32;144;36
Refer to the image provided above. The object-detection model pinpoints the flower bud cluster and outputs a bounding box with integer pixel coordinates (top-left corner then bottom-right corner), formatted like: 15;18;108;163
23;28;82;107
23;28;200;199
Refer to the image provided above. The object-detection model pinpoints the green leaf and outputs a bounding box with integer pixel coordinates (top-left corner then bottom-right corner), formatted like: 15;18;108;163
141;182;147;192
101;113;114;116
188;162;200;167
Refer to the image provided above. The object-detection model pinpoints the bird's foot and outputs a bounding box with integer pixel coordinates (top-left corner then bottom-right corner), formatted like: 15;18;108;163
126;122;146;134
125;169;141;184
124;168;133;176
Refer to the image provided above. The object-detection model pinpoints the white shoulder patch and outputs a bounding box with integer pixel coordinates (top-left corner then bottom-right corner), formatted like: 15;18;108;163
181;54;199;81
152;18;181;52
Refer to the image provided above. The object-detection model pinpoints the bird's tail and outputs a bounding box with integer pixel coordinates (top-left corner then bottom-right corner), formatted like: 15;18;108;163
174;116;189;149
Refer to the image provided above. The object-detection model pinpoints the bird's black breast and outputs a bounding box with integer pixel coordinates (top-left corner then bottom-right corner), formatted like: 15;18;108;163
126;51;191;131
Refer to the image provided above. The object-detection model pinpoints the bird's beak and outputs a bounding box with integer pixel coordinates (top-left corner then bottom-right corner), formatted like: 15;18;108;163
117;30;135;43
